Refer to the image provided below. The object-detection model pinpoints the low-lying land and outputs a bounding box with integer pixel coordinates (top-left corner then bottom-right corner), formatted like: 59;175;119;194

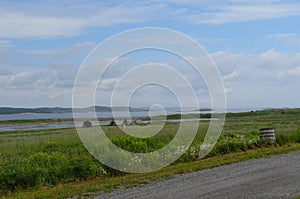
0;108;300;198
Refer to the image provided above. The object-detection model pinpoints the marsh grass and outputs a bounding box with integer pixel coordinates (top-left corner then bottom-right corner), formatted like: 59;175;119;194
2;143;300;199
0;109;300;195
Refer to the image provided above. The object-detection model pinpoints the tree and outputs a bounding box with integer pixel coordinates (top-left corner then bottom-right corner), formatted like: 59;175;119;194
109;119;117;126
82;120;92;128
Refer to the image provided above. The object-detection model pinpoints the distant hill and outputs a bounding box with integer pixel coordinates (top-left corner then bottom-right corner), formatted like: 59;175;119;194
0;106;146;115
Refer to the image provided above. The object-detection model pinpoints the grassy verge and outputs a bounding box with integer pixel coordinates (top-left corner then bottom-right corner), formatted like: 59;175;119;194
2;143;300;199
1;108;300;198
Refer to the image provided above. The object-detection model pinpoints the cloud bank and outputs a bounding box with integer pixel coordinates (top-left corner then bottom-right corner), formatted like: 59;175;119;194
1;0;300;39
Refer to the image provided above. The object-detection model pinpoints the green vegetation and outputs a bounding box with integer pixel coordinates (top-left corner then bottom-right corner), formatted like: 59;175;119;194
82;120;92;128
0;108;300;198
0;106;145;115
108;119;117;126
0;118;73;125
2;144;300;199
0;107;73;115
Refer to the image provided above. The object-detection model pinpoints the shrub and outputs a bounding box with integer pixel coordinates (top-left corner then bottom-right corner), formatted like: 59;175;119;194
276;129;300;145
83;120;92;128
109;120;117;126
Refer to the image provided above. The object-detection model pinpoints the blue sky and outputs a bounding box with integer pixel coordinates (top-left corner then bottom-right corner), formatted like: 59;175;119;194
0;0;300;109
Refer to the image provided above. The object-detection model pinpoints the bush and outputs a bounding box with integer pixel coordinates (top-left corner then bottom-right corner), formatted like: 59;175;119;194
109;120;117;126
83;120;92;128
276;129;300;145
0;151;104;192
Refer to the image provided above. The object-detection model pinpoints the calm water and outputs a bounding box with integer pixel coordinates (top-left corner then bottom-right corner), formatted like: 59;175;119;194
0;111;150;121
0;108;261;132
0;107;260;121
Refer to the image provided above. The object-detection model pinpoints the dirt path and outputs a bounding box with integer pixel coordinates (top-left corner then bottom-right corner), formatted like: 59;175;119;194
96;151;300;199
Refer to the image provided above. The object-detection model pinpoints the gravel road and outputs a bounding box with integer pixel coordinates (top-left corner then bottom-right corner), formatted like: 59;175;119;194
96;151;300;199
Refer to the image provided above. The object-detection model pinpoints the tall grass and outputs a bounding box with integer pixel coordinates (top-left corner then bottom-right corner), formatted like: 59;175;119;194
276;128;300;144
0;129;103;192
1;111;300;193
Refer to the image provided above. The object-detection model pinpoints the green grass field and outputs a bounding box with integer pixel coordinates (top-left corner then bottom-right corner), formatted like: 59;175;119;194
0;108;300;198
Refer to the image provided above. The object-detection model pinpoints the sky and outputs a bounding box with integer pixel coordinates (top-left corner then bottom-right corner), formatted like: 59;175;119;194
0;0;300;109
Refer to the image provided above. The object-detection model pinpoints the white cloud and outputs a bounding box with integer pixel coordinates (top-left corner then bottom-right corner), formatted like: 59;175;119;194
183;3;300;24
0;41;96;92
1;1;300;39
279;66;300;78
0;88;72;107
0;40;12;47
223;70;238;80
0;70;56;90
21;42;95;56
98;77;120;91
91;48;300;108
210;49;300;108
0;12;86;39
267;33;300;47
49;90;71;100
0;3;166;39
96;68;202;108
1;46;300;108
212;49;300;77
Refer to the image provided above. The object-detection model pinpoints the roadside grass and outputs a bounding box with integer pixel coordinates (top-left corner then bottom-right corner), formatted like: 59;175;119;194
1;143;300;199
0;108;300;198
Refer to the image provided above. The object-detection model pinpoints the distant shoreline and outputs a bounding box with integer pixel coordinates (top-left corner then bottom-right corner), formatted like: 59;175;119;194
0;107;298;122
0;108;299;132
0;106;275;115
0;106;147;115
